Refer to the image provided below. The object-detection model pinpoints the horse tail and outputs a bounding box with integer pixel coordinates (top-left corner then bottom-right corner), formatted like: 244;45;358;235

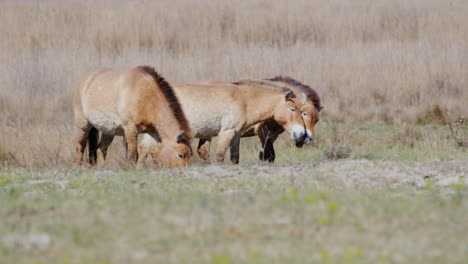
88;127;98;165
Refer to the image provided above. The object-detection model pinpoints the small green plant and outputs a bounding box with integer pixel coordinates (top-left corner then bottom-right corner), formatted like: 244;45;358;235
280;187;299;201
319;248;332;263
342;247;363;262
0;175;13;187
211;254;232;264
324;144;352;160
68;178;86;190
318;201;342;225
305;193;317;204
357;152;378;160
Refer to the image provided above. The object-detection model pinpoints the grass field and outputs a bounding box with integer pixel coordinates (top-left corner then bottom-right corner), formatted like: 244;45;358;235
0;0;467;263
1;124;467;263
1;156;467;263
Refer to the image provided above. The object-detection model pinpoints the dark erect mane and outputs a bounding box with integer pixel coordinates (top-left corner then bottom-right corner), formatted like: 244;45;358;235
232;79;291;93
137;66;191;142
266;76;322;111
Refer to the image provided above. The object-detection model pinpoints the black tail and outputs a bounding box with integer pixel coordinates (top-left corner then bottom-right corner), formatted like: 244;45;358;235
88;127;99;165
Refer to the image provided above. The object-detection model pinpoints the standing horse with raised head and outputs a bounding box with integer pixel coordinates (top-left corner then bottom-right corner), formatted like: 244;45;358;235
74;66;192;168
197;76;322;163
137;82;308;164
253;76;322;162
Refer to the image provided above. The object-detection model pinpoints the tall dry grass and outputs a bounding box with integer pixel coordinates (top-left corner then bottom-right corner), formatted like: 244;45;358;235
0;0;467;167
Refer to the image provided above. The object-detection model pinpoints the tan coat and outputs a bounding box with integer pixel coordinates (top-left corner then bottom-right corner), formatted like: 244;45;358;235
74;66;192;168
194;77;322;163
138;82;307;163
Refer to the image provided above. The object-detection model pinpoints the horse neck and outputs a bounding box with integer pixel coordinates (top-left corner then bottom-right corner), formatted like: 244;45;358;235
243;88;283;128
153;101;183;143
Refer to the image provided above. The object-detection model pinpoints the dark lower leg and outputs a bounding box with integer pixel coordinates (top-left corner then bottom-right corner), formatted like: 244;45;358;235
230;135;241;164
97;134;114;166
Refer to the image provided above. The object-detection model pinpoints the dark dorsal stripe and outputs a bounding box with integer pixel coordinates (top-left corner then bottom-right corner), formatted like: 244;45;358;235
136;66;191;143
266;76;322;111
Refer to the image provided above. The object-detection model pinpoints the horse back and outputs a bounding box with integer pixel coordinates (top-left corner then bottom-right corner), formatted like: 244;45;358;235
76;68;157;135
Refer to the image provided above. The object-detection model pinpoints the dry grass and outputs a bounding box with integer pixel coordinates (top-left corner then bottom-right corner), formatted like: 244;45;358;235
1;2;468;262
1;0;467;167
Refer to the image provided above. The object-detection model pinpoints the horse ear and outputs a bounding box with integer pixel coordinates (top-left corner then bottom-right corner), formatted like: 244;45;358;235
176;131;185;143
284;91;295;101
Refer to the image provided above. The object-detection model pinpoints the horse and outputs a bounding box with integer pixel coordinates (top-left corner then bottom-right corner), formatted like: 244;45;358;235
137;81;308;164
73;65;192;168
196;76;322;163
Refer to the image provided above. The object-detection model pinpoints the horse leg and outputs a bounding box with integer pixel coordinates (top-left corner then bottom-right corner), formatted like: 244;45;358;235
215;129;237;163
197;138;211;161
96;134;114;167
124;125;139;165
263;136;276;162
137;133;155;168
261;132;281;162
74;120;92;167
230;135;241;164
122;136;128;158
136;144;148;169
87;127;99;165
259;137;273;162
257;124;270;162
257;124;280;162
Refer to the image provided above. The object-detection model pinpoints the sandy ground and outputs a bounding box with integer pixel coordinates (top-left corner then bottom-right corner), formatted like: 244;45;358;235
173;159;467;188
13;159;467;189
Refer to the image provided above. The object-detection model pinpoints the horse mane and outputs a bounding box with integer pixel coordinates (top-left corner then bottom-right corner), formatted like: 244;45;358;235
266;76;322;111
136;66;191;143
232;79;291;93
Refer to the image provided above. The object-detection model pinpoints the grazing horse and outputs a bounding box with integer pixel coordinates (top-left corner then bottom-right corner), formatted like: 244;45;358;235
197;76;322;163
74;66;192;168
137;82;308;164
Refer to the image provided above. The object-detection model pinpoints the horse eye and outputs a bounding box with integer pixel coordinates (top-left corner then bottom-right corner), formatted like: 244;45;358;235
177;153;184;159
289;108;296;112
302;112;307;116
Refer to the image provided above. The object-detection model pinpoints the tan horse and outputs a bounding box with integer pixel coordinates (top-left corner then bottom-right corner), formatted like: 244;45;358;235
197;76;322;163
138;82;308;164
74;66;192;168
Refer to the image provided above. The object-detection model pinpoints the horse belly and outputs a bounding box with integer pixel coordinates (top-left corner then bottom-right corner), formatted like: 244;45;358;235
191;116;222;138
85;111;125;136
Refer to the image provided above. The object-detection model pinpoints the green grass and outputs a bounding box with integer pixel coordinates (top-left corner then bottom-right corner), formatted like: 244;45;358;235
0;162;467;264
234;123;467;165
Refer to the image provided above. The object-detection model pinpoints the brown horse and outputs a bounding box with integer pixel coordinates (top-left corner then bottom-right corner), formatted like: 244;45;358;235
74;66;192;168
138;82;308;164
197;76;322;163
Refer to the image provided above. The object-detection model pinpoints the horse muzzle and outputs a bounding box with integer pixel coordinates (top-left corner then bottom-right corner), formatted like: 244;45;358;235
290;126;306;147
291;126;305;140
294;130;313;148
